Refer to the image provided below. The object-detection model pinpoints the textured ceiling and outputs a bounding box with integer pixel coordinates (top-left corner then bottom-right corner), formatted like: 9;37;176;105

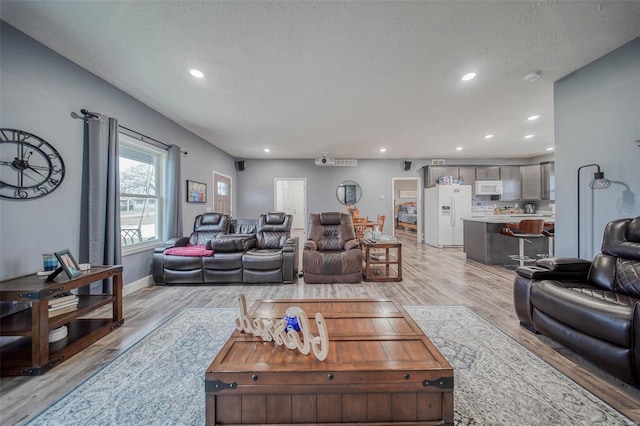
1;1;639;160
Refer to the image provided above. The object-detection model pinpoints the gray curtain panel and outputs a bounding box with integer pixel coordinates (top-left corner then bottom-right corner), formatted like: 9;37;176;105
79;113;122;294
165;144;183;239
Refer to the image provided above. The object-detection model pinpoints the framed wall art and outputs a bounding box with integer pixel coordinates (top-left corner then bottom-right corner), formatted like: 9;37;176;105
187;180;207;203
399;190;417;198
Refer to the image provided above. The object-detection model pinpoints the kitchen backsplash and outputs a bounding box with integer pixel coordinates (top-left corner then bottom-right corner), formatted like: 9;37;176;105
471;199;554;215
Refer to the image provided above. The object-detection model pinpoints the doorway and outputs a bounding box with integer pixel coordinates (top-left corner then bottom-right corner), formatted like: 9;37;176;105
274;178;307;241
392;177;421;243
213;172;232;215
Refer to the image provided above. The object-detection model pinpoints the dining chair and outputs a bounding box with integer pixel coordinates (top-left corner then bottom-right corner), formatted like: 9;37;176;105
352;217;368;239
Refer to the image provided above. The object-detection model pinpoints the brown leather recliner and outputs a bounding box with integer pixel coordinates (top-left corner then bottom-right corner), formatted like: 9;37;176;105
303;212;362;283
514;216;640;385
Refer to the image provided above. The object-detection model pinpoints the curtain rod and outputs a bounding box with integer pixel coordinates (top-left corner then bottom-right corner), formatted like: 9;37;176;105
118;125;187;155
74;109;188;155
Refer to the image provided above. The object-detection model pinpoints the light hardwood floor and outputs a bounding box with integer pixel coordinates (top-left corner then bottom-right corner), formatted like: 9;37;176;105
1;229;639;424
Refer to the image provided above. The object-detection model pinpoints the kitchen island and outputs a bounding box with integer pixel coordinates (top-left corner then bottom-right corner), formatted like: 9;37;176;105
463;216;554;266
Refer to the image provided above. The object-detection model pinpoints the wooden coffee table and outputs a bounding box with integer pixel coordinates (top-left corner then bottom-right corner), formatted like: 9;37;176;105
205;298;453;425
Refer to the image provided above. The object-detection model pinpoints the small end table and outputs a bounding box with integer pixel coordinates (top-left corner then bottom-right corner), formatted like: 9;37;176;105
360;238;402;282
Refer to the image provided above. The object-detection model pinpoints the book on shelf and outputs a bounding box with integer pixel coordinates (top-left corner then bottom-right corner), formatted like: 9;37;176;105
49;299;79;310
49;295;79;309
48;304;78;318
50;294;77;304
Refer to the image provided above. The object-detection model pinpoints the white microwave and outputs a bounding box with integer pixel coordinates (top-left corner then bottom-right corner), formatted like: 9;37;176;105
475;180;503;195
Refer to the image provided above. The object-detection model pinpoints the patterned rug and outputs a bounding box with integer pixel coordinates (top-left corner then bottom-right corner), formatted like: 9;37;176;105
27;306;634;425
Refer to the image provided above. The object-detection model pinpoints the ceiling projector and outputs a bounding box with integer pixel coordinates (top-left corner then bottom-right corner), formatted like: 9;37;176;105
315;153;335;166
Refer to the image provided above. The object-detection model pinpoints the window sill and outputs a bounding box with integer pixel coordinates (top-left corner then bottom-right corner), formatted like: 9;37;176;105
122;240;163;257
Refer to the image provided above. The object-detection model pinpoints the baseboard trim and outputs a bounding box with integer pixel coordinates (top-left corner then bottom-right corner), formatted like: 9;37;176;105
124;275;154;297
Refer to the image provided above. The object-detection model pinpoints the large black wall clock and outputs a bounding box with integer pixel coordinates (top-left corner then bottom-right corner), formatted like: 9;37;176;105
0;128;66;200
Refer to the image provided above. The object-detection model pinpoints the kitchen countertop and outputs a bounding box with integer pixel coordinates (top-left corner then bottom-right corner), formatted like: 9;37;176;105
462;217;553;265
462;215;555;223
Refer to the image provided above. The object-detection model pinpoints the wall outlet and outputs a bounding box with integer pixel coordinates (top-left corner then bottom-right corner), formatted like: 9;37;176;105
206;207;212;212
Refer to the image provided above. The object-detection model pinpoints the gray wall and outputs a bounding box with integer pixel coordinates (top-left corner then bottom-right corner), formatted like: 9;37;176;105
0;22;237;284
235;156;556;233
554;37;640;259
6;19;634;286
236;159;420;226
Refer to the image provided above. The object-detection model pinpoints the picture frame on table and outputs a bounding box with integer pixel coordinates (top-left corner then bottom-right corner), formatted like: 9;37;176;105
54;249;82;279
187;180;207;203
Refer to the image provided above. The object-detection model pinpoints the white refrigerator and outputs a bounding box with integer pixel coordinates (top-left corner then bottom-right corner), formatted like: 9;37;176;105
424;185;472;247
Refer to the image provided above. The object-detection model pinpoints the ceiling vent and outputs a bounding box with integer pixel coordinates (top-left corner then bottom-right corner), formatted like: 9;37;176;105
432;159;445;165
334;159;358;167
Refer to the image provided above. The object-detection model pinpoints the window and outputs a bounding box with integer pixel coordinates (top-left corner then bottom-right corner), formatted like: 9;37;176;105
217;180;228;196
119;135;166;250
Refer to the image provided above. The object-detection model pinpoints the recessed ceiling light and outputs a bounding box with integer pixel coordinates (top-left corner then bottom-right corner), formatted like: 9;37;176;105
456;147;463;151
263;148;270;153
546;147;554;151
379;148;387;153
484;134;494;139
190;69;204;78
527;115;540;121
524;134;534;139
461;72;477;81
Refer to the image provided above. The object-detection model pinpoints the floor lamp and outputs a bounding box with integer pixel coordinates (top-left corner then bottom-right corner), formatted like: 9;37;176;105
577;164;610;258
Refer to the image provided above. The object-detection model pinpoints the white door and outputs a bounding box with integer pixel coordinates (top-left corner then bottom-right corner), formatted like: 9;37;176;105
392;177;420;243
213;172;232;215
275;178;307;239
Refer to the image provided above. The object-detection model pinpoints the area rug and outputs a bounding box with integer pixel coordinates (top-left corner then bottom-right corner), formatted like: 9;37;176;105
27;306;634;425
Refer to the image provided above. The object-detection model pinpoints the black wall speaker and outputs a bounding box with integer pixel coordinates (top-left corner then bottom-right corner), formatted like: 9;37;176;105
235;160;245;171
403;161;412;171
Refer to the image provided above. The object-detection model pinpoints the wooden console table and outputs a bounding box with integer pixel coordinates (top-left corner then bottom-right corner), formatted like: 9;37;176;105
360;238;403;282
0;265;123;376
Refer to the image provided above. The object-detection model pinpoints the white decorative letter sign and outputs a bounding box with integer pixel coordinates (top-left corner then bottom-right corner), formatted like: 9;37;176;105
235;294;329;361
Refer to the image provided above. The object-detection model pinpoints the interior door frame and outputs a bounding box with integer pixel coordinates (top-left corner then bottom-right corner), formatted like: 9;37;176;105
274;177;308;238
212;171;233;216
391;177;421;243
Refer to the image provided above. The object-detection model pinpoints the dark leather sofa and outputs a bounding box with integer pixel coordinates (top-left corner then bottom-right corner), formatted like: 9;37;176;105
152;212;298;285
514;217;640;385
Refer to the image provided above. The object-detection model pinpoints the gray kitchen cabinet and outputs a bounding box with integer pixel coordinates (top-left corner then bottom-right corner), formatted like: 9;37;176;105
519;163;555;200
475;166;500;180
499;166;521;200
520;164;542;200
457;167;476;187
424;166;461;187
540;161;555;200
424;163;552;199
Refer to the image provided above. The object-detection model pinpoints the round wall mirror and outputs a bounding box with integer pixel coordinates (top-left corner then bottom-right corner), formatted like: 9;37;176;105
336;180;362;205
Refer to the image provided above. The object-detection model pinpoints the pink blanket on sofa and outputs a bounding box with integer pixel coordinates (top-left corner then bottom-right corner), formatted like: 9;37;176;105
164;244;214;257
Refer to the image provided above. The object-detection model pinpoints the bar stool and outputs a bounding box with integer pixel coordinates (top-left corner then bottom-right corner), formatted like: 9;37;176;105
542;223;555;257
499;219;546;267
